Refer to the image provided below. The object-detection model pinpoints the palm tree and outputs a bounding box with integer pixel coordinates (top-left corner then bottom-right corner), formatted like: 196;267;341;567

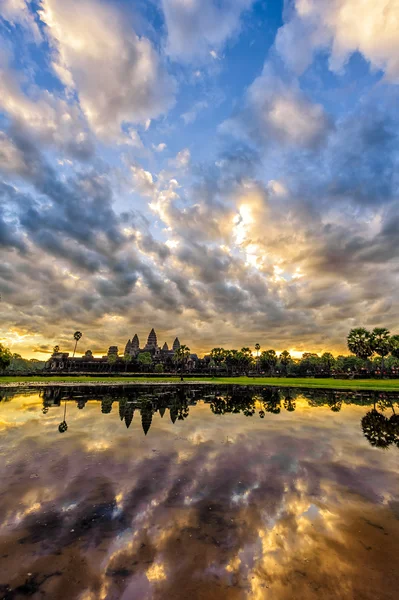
279;350;291;375
347;328;374;361
72;331;83;357
209;348;227;374
260;349;277;375
123;353;132;373
254;343;260;373
108;353;117;372
371;328;391;373
390;334;399;359
173;344;191;381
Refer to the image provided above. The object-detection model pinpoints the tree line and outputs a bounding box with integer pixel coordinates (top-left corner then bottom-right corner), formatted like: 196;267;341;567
347;327;399;370
208;327;399;376
2;326;399;377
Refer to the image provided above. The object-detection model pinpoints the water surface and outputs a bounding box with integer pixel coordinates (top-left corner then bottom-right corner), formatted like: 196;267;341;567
0;385;398;599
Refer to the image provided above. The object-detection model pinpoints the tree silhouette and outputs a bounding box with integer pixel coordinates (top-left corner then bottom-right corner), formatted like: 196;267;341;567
0;343;12;371
72;331;83;357
123;353;133;372
255;343;260;373
390;335;399;360
389;414;399;448
101;395;113;414
283;394;296;412
371;328;391;372
58;401;68;433
361;409;395;449
347;328;374;361
173;344;191;381
260;350;277;375
261;388;281;414
279;350;291;375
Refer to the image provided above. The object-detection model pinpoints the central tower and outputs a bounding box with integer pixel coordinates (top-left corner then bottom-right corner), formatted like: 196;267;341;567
144;328;158;351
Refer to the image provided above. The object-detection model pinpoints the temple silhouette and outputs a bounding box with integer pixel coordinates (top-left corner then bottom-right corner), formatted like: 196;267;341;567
33;385;399;447
46;328;199;372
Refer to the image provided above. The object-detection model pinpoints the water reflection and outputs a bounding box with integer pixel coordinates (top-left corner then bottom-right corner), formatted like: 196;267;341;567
0;385;398;600
28;385;399;449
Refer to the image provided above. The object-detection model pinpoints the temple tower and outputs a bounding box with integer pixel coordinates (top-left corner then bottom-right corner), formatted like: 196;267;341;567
132;334;140;351
172;337;181;352
162;342;169;353
145;328;158;350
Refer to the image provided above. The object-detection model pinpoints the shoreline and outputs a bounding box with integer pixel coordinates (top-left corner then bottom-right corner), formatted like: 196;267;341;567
1;377;399;393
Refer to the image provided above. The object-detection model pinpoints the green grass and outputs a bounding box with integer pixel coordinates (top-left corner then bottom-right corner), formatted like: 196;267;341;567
1;375;399;392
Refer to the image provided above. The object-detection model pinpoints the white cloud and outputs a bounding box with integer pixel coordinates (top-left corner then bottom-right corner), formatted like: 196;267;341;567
1;0;42;41
38;0;176;141
130;164;156;197
171;148;191;169
161;0;254;61
153;143;167;152
222;65;332;149
0;54;93;158
276;0;399;82
181;101;208;125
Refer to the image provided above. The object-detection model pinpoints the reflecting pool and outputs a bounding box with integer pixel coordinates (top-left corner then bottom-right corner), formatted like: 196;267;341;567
0;385;398;599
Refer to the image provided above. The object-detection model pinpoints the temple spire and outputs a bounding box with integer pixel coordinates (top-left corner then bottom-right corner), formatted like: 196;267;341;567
172;337;181;351
145;328;158;350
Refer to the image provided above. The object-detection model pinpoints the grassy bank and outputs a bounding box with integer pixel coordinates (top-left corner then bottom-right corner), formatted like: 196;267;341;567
1;375;399;392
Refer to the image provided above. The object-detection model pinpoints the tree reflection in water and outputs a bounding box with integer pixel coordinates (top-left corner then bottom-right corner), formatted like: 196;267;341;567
30;384;399;449
58;400;68;433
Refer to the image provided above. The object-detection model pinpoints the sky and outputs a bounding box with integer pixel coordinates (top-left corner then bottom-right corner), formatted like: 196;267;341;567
0;0;398;359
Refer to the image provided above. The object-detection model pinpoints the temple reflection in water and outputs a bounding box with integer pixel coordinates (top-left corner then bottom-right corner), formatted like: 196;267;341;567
31;385;399;448
0;384;398;600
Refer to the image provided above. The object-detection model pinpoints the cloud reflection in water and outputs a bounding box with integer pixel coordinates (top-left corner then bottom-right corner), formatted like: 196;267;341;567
0;385;398;599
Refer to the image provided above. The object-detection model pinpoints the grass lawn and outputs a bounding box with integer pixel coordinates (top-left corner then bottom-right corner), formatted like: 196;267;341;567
1;375;399;392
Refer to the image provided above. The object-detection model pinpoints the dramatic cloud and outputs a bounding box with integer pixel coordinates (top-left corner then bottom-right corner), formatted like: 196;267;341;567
0;53;93;159
38;0;175;141
276;0;399;81
162;0;254;61
0;0;398;357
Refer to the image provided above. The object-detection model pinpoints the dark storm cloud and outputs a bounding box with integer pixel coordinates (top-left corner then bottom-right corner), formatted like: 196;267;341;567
287;95;399;208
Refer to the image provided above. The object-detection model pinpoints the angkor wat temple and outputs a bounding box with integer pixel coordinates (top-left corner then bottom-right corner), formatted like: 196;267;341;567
124;328;182;360
46;328;200;373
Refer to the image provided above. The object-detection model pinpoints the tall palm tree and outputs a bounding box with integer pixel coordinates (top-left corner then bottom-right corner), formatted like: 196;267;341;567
371;327;391;373
390;334;399;359
347;328;374;361
72;331;83;357
255;343;260;373
279;350;291;375
173;344;191;381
